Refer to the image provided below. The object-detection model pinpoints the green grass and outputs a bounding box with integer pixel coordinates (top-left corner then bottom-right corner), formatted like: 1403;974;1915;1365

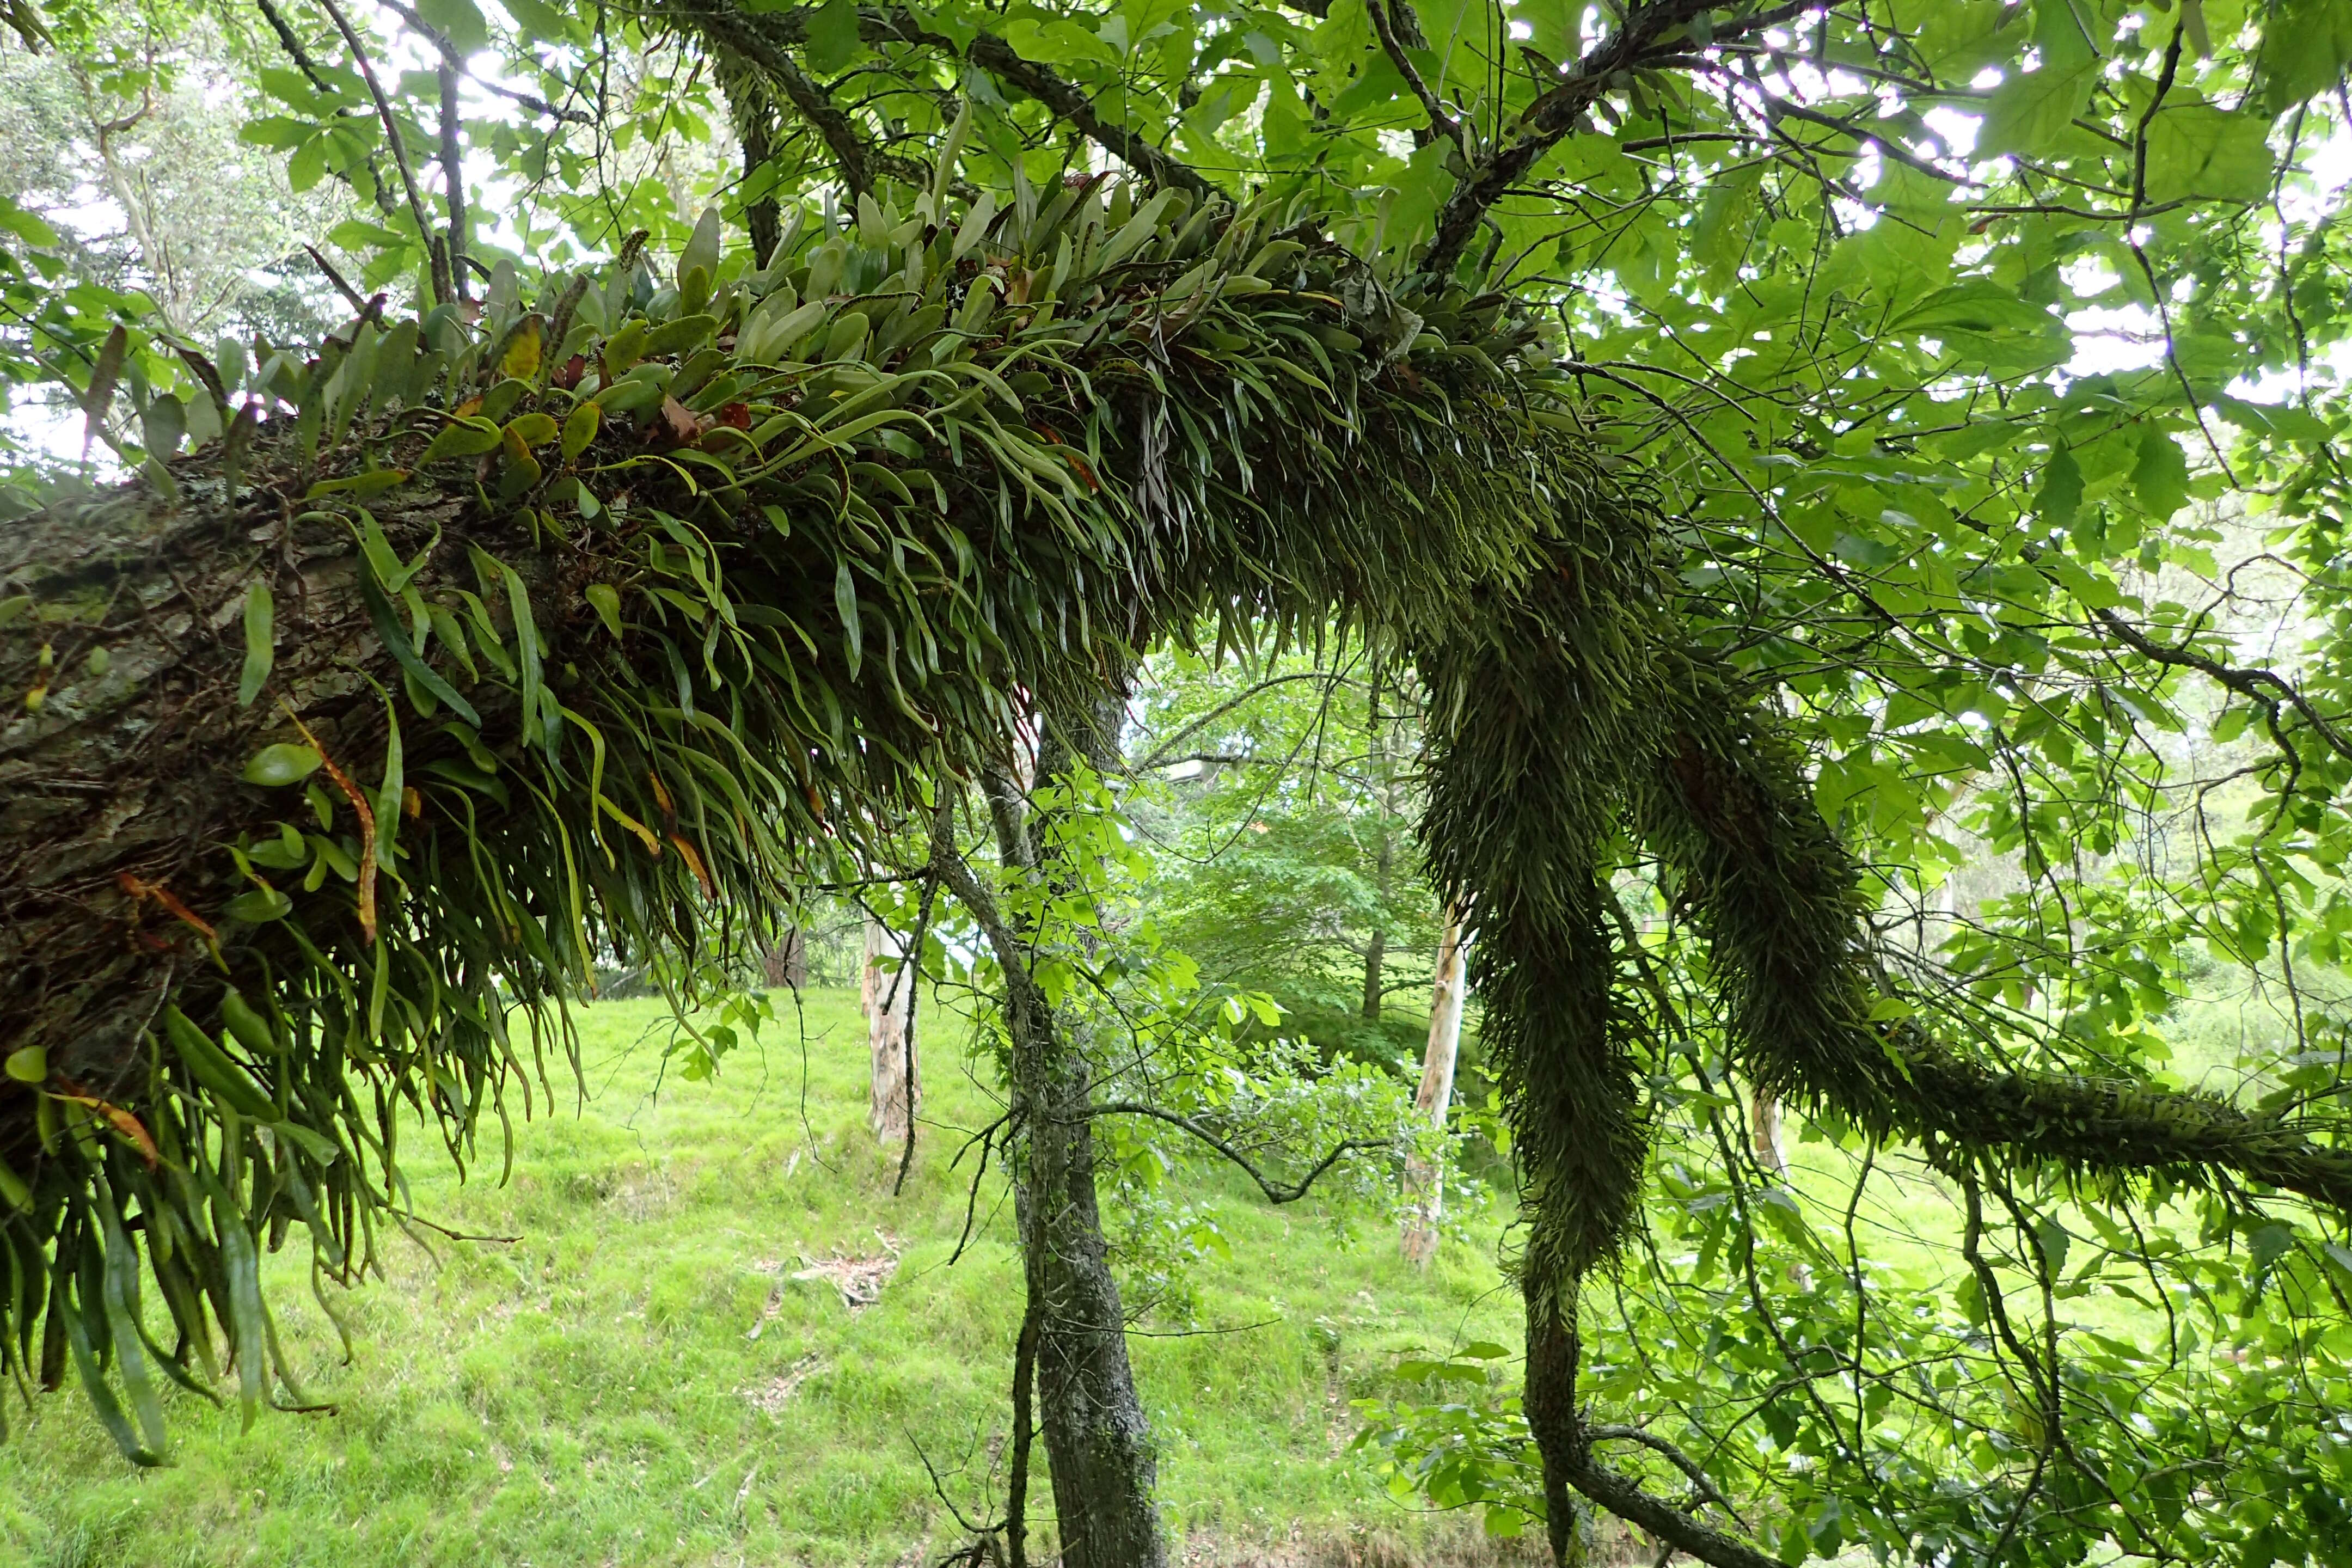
0;988;1524;1567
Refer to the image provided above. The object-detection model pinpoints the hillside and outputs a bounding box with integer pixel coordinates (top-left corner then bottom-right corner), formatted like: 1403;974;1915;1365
0;989;1527;1567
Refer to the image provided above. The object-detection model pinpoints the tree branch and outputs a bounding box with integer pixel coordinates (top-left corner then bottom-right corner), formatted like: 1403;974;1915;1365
313;0;454;304
253;0;404;218
1587;1424;1744;1523
2090;605;2352;765
1130;670;1350;771
1565;1453;1782;1568
1367;0;1461;155
1081;1102;1389;1204
658;0;1212;197
1887;1037;2352;1215
874;8;1213;197
1423;0;1811;277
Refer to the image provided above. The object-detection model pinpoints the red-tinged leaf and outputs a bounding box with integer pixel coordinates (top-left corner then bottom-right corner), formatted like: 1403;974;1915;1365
717;401;752;430
116;871;222;950
51;1081;159;1168
280;702;376;943
552;354;587;391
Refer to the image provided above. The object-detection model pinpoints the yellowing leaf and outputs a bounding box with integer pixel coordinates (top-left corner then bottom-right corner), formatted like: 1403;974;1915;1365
499;317;544;382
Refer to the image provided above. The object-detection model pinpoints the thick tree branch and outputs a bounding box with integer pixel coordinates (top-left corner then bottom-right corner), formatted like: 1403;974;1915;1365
667;0;930;197
1423;0;1810;277
1565;1454;1782;1568
873;8;1212;197
658;0;1212;197
1889;1038;2352;1215
763;46;892;197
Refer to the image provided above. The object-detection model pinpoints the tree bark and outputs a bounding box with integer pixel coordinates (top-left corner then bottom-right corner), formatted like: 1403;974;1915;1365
1361;658;1392;1024
982;685;1164;1568
1400;909;1465;1266
761;926;806;989
1750;1088;1788;1180
863;914;917;1144
0;441;513;1114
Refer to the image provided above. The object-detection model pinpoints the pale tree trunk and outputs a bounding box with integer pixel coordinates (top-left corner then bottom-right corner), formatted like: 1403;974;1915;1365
1401;910;1466;1266
863;915;917;1144
1750;1089;1789;1179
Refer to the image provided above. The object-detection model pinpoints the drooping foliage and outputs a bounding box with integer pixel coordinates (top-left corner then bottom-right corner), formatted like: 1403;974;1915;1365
0;176;1601;1453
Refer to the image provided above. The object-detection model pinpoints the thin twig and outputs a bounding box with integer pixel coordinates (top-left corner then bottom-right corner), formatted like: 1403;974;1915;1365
1080;1101;1389;1205
313;0;454;304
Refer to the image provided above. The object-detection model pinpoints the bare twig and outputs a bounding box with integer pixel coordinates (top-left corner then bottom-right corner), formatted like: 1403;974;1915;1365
1080;1101;1389;1205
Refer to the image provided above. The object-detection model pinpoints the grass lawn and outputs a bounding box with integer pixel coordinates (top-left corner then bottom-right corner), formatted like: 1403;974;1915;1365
0;988;1527;1568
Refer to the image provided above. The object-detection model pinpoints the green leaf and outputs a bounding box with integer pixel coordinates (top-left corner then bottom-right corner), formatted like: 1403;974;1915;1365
238;115;315;151
560;400;601;459
359;566;480;728
242;744;322;787
138;392;184;460
505;411;560;448
2145;106;2274;204
807;0;862;73
269;1120;341;1164
2132;426;2190;521
835;558;862;679
223;887;294;922
420;415;504;463
678;206;722;302
497;0;580;44
2034;1214;2070;1278
2036;444;2083;529
238;579;274;707
586;582;623;639
2256;0;2352;115
1978;60;2097;159
415;0;491;54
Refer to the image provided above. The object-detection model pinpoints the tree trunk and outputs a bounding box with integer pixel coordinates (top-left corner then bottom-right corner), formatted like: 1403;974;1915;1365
984;688;1163;1568
761;926;806;989
1400;910;1465;1266
0;443;507;1110
863;914;917;1144
1361;659;1392;1024
1750;1087;1789;1180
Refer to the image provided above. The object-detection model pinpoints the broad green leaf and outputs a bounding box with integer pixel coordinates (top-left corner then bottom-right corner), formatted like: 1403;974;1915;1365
242;744;321;787
2132;425;2190;520
807;0;862;74
2145;106;2274;203
1977;61;2097;159
415;0;491;54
